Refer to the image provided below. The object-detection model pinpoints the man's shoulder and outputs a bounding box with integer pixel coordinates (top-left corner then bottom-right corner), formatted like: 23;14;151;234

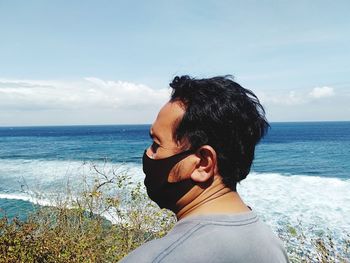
119;237;169;263
162;213;289;262
119;217;203;263
119;222;200;263
120;212;289;263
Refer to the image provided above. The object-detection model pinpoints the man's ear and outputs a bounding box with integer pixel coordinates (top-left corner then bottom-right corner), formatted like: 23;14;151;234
190;145;217;183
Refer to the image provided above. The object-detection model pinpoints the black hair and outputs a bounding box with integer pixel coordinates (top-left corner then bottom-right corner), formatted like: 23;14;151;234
169;75;269;190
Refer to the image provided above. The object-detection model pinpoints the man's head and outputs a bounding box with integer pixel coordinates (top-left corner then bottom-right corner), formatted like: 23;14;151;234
143;75;268;211
168;75;269;190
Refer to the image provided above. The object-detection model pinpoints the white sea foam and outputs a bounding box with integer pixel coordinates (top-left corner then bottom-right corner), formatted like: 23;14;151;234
238;172;350;236
0;159;143;193
0;193;52;206
1;159;349;238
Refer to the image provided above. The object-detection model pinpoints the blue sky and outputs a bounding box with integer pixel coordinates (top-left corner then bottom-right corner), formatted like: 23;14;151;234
0;0;349;125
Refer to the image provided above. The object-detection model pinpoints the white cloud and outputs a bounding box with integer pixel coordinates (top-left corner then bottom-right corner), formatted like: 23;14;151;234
0;78;170;111
0;78;171;125
256;85;350;121
0;78;347;125
309;86;334;99
257;90;307;106
258;86;336;106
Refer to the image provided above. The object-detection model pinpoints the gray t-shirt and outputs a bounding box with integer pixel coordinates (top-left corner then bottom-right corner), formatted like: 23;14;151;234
120;211;289;263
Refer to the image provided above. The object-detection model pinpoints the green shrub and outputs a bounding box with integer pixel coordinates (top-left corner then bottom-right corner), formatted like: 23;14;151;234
278;221;350;262
0;163;175;262
0;162;349;262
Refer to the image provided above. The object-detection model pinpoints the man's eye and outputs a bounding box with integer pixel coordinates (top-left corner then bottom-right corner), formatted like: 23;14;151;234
151;142;160;152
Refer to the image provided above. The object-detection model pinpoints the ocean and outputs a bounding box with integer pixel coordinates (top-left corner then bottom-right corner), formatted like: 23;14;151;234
0;122;349;239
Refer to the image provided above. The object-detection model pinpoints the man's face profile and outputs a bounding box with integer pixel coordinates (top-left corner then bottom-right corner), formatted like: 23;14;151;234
146;100;194;182
142;100;202;210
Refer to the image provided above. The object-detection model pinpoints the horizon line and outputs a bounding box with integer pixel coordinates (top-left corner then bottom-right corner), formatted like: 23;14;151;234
1;120;350;128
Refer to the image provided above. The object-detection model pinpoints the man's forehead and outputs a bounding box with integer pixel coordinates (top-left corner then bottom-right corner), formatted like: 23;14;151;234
151;101;185;140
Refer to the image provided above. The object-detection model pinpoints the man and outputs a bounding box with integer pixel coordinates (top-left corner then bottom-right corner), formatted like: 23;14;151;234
121;75;289;262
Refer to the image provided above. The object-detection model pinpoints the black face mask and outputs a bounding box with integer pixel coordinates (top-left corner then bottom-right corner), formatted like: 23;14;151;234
142;149;196;212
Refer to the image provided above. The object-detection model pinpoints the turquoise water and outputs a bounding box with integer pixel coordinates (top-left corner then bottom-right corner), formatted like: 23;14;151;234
0;122;349;236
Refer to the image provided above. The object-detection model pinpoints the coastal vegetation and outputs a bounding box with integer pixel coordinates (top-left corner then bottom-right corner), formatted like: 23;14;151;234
0;163;349;262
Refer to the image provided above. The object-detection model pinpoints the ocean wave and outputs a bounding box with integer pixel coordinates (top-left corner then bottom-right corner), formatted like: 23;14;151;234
238;172;350;236
0;159;143;193
0;159;349;238
0;193;52;207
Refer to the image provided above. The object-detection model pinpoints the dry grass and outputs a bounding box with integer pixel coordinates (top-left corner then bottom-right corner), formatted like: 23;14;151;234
0;163;175;262
0;163;349;262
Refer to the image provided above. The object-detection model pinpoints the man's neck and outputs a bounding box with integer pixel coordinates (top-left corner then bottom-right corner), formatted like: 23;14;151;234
176;176;251;220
